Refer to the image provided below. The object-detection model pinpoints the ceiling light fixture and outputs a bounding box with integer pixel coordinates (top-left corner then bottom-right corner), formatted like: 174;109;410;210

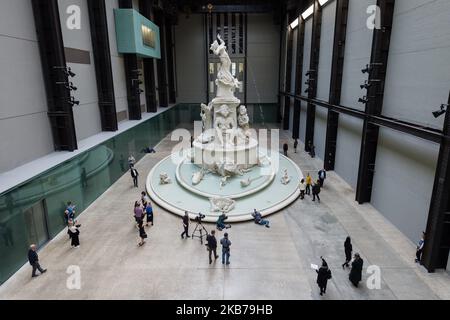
302;5;314;20
290;18;299;29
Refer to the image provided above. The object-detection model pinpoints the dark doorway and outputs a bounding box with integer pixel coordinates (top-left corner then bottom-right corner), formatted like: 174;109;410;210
23;200;50;248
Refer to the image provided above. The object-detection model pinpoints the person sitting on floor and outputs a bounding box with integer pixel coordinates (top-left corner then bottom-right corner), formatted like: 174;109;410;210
216;213;231;231
252;209;270;228
141;147;156;154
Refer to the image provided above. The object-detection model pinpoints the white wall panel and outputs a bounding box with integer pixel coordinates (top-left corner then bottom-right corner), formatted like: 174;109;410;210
371;0;450;242
0;0;54;173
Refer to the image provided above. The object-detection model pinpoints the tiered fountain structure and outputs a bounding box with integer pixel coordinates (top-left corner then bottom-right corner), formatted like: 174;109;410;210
146;35;302;222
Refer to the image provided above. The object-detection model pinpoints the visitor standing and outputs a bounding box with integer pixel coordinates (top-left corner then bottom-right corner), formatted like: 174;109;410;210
145;202;154;227
316;257;332;296
141;191;150;208
130;166;139;188
294;139;298;153
134;201;144;226
138;220;147;246
312;180;321;203
181;211;190;239
342;237;353;269
283;142;289;157
299;179;306;200
68;224;80;248
28;244;47;278
318;169;327;187
305;173;312;195
415;232;426;263
349;253;364;287
206;230;219;264
220;233;232;265
64;202;75;224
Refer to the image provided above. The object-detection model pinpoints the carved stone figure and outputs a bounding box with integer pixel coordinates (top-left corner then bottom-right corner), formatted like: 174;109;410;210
200;103;213;131
220;176;230;187
280;169;290;185
159;173;172;185
240;177;251;188
237;105;251;142
209;197;236;213
210;34;240;96
192;169;206;185
214;105;236;146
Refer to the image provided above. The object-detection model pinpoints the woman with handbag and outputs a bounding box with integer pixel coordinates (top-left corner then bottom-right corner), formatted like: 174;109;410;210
316;257;332;296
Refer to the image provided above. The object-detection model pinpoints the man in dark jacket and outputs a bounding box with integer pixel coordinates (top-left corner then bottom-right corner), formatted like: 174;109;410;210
28;244;47;278
130;166;139;188
349;253;364;287
318;169;327;187
220;233;232;265
312;180;321;203
206;230;219;264
181;211;190;239
316;257;332;296
283;143;288;157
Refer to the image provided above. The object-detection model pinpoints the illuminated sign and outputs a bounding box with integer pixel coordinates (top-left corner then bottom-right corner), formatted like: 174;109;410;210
142;25;156;48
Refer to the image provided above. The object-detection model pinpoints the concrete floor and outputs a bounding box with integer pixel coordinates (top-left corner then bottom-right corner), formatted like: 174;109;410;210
1;128;449;300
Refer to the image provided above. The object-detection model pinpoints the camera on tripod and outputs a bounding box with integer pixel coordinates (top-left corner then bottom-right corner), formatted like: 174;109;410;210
195;213;206;223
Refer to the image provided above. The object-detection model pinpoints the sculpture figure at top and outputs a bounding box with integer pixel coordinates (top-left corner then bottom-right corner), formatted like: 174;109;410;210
210;34;240;95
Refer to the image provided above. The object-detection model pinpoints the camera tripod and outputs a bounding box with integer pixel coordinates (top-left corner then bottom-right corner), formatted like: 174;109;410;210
191;219;209;244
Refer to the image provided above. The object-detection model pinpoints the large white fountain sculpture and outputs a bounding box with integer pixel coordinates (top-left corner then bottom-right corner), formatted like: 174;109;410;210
146;34;302;222
192;34;259;178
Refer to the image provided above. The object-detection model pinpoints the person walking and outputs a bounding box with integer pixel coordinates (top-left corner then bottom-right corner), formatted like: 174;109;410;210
206;230;219;264
342;237;353;269
294;139;298;153
130;166;139;188
138;220;147;246
181;211;190;239
318;169;327;187
312;180;321;203
145;201;154;227
220;233;232;265
283;143;289;157
133;201;144;227
299;179;306;200
349;253;364;287
305;173;312;196
28;244;47;278
316;257;332;296
415;232;426;263
68;224;80;248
